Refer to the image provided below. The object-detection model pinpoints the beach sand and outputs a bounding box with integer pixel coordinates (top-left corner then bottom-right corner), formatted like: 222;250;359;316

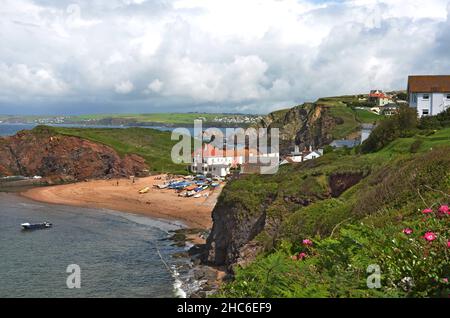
21;175;222;230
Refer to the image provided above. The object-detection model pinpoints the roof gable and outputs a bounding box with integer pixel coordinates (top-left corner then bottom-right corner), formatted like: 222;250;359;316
408;75;450;93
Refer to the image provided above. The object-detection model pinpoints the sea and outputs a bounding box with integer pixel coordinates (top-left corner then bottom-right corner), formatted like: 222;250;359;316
0;123;195;298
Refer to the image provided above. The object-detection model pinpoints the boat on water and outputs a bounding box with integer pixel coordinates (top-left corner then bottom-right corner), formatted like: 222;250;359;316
21;222;52;230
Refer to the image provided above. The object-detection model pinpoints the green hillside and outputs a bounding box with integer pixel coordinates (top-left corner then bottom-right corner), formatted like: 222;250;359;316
49;126;189;174
213;109;450;298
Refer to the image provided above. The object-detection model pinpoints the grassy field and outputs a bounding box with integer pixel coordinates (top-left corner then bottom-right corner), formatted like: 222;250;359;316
70;113;223;124
52;126;190;174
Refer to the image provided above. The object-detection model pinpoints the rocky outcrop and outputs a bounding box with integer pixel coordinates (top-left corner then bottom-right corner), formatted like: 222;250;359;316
0;126;148;181
259;103;345;155
202;202;267;269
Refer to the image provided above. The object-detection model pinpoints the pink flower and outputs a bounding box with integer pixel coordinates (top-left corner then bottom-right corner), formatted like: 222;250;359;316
424;232;437;242
297;252;307;261
403;228;413;235
422;208;433;214
302;239;313;246
443;278;449;283
438;205;449;214
447;240;450;248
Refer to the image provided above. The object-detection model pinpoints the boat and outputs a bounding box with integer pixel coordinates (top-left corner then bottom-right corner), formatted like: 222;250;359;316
21;222;52;230
139;187;150;194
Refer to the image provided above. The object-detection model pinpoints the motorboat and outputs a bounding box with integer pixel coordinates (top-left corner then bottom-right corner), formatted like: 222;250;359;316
21;222;52;230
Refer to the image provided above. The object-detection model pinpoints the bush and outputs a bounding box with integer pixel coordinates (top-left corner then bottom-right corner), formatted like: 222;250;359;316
409;139;423;153
361;106;418;153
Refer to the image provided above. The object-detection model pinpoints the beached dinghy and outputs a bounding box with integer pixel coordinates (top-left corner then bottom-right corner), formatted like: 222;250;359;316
21;222;52;230
139;187;150;194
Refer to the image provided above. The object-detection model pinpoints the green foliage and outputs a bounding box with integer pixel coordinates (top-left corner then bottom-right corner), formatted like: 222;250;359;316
419;108;450;129
361;106;418;153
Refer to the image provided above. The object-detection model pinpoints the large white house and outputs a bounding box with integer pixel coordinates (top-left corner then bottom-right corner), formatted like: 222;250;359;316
190;144;260;177
408;75;450;117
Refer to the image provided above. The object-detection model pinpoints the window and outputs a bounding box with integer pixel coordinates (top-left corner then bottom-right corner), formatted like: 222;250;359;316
423;94;430;100
422;109;429;116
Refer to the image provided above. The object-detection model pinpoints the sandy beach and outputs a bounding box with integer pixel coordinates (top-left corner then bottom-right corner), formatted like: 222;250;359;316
21;175;222;230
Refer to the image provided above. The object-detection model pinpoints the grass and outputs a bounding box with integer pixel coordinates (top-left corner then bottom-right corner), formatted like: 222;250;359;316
50;126;190;174
214;125;450;297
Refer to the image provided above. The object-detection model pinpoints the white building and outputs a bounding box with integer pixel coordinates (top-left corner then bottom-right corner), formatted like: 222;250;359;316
280;146;323;165
190;144;260;177
408;75;450;117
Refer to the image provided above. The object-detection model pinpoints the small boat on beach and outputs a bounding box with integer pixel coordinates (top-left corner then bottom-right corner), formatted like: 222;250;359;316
21;222;52;230
139;187;150;194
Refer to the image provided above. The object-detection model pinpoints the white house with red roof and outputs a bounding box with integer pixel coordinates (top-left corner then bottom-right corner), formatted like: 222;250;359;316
368;90;391;107
190;144;260;177
408;75;450;117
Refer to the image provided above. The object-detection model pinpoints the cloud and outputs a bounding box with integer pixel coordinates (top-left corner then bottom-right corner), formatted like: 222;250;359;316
115;80;134;94
148;79;164;93
1;0;450;115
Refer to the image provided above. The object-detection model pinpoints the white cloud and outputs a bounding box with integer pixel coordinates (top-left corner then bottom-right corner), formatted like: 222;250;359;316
0;63;68;98
115;80;134;94
1;0;450;114
148;79;164;93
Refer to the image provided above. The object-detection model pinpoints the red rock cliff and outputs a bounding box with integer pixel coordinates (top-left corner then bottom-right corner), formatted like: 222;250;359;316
0;127;148;181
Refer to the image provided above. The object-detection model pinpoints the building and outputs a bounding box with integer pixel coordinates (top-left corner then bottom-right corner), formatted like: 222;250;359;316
368;90;392;107
191;144;275;177
280;145;323;165
408;75;450;117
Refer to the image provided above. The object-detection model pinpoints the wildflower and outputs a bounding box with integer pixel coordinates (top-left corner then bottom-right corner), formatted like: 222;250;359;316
423;232;437;242
443;278;449;284
297;252;307;261
438;205;449;214
302;239;313;246
422;208;433;214
447;240;450;248
402;228;413;235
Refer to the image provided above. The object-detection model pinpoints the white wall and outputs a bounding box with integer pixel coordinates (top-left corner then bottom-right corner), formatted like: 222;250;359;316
410;92;450;117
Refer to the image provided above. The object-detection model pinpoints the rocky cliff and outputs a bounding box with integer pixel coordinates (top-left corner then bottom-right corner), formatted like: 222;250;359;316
258;102;359;154
202;170;367;270
0;126;148;181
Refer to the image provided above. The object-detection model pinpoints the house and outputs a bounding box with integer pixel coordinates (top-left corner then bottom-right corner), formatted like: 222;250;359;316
191;143;269;177
380;103;399;116
279;146;323;165
368;90;392;107
408;75;450;117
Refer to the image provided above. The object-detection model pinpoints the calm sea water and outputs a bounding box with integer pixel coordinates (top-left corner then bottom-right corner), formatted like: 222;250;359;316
0;193;190;298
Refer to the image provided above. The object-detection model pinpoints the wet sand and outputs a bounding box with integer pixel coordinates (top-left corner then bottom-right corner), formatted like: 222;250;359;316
21;175;222;230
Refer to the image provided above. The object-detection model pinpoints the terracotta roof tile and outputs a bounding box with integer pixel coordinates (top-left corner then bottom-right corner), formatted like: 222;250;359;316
408;75;450;93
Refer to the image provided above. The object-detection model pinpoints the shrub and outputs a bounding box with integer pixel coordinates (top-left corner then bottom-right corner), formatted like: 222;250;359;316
361;106;418;153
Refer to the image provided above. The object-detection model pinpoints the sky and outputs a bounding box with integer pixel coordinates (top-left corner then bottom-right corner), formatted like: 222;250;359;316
1;0;450;115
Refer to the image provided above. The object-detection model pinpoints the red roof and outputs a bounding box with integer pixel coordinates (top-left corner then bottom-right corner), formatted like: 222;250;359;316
368;92;388;98
192;144;222;158
408;75;450;93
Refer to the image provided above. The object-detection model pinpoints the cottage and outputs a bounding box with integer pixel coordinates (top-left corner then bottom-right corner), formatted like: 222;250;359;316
280;146;323;165
408;75;450;117
368;90;392;107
